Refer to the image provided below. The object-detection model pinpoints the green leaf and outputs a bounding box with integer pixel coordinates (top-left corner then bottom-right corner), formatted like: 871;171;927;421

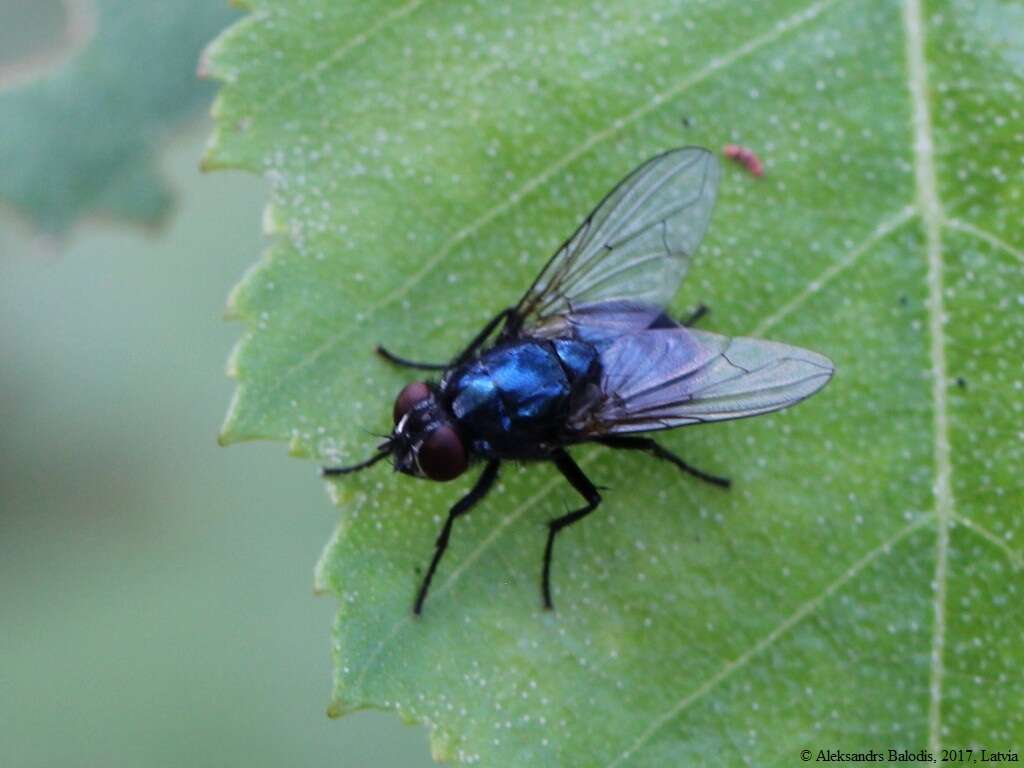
0;0;72;78
0;0;238;233
209;0;1024;764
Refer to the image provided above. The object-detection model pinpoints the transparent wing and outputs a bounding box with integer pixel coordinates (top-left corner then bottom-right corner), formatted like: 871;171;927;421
571;327;834;434
511;147;720;340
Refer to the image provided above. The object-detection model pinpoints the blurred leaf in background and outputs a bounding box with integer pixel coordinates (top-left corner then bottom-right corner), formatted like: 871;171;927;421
0;0;238;234
206;0;1023;765
0;3;437;765
0;126;437;768
0;0;76;79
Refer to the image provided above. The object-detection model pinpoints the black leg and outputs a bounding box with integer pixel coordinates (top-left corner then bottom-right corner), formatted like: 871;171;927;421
376;307;514;372
682;303;709;327
414;460;500;615
596;436;730;488
449;307;514;367
375;345;447;371
543;450;602;610
649;303;709;330
322;450;389;476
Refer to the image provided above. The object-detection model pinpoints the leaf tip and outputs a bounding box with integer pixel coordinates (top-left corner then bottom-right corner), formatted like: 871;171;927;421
429;728;458;764
262;203;287;236
199;148;222;173
196;46;213;81
217;388;244;446
314;519;349;596
287;433;312;459
199;123;231;173
325;699;351;719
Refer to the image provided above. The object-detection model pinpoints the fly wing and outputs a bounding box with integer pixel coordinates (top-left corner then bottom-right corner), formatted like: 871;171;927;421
571;327;834;434
510;147;720;341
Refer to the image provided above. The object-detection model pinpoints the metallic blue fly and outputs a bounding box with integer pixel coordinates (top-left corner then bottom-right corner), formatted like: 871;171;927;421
324;147;834;615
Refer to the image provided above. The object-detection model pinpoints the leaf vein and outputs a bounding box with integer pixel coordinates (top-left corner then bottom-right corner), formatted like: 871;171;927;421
753;205;917;337
349;460;588;691
945;218;1024;264
606;516;933;768
952;513;1024;571
257;0;430;116
903;0;953;753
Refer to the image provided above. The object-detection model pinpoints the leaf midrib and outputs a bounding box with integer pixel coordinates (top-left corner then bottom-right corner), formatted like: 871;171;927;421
902;0;952;754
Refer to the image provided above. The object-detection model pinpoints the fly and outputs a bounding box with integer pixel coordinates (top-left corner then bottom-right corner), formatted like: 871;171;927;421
324;146;834;615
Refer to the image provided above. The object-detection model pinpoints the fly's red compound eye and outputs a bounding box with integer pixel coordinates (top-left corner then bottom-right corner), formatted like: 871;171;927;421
393;381;431;424
418;425;467;482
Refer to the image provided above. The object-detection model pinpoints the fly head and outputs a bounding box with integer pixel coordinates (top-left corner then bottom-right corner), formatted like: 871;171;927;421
389;381;468;482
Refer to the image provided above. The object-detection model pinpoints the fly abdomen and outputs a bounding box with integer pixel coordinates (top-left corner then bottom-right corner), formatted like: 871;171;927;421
550;338;601;383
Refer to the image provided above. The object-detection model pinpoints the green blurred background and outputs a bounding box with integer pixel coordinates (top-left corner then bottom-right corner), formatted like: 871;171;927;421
0;2;435;765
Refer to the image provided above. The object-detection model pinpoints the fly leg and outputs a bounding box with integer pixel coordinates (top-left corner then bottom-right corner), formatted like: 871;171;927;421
595;436;730;488
682;303;709;326
542;450;602;610
448;306;515;367
414;460;500;615
649;303;709;329
376;307;515;371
